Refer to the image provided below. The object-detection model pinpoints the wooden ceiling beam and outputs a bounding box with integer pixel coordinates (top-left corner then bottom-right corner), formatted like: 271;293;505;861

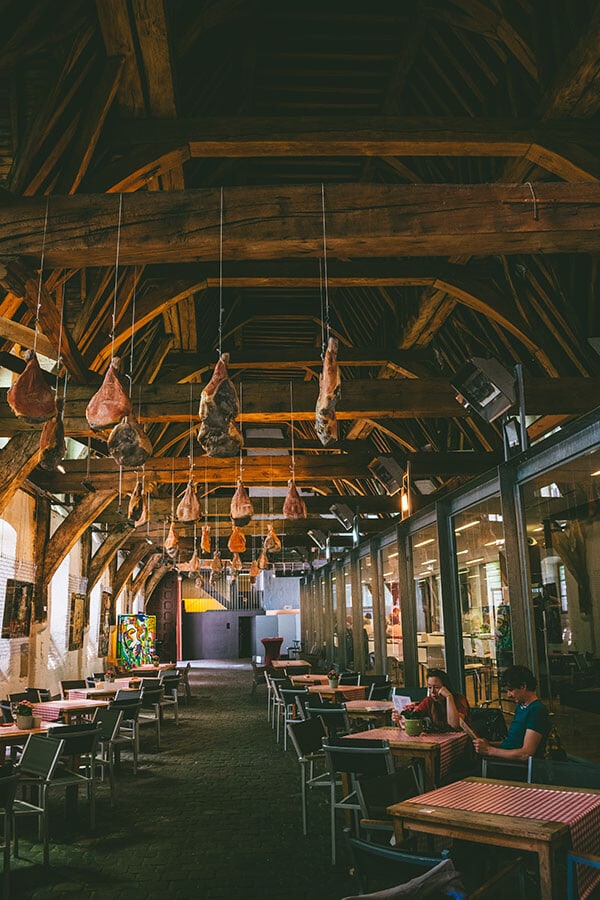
0;432;43;515
87;527;134;594
3;183;600;266
111;541;152;599
1;376;598;438
42;489;117;588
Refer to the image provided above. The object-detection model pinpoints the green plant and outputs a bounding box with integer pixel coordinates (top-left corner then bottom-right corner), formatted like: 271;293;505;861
15;699;34;717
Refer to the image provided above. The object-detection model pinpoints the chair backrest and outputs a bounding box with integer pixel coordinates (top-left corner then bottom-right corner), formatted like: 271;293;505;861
111;700;142;724
59;680;86;698
18;734;65;779
26;688;43;703
305;704;351;739
56;726;101;758
287;716;328;759
279;688;309;719
360;674;390;687
93;706;124;742
141;686;164;707
345;834;455;896
113;689;142;704
0;771;19;811
339;672;360;685
1;700;14;723
287;665;310;676
368;683;392;701
470;705;508;742
160;675;180;697
8;692;28;705
322;739;395;779
528;757;600;788
355;767;421;821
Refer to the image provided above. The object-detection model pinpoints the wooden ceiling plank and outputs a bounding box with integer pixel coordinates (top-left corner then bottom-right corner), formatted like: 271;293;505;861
146;333;175;384
96;0;146;116
400;290;457;348
42;488;117;588
2;183;600;267
55;56;125;195
0;311;55;359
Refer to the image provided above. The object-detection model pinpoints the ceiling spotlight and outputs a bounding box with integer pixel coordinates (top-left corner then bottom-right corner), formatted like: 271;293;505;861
368;455;405;496
451;357;515;423
56;463;66;474
329;502;354;531
307;529;327;550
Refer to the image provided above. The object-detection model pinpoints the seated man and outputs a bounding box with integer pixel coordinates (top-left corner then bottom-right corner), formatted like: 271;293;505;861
473;665;550;761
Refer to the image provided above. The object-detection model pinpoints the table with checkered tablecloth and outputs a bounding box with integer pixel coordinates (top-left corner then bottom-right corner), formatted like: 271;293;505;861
395;778;600;899
33;698;109;723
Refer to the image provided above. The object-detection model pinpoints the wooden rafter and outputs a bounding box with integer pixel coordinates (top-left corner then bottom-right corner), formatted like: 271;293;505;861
42;489;117;588
87;527;134;594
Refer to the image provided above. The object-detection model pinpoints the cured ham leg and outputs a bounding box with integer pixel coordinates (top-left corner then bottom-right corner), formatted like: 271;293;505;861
107;414;153;468
230;479;254;526
128;479;144;521
86;358;132;431
177;480;200;522
263;524;281;553
201;524;211;555
164;522;179;558
257;548;269;569
7;350;56;423
315;337;341;446
197;353;243;457
228;526;246;553
39;398;65;470
283;479;307;519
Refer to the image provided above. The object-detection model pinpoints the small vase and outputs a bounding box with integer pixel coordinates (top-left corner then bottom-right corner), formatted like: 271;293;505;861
105;675;115;683
328;679;339;690
16;714;33;730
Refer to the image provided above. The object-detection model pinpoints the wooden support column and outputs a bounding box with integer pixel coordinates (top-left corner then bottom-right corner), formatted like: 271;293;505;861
33;495;50;622
131;552;162;601
144;565;169;607
111;542;150;601
0;432;43;515
42;489;117;588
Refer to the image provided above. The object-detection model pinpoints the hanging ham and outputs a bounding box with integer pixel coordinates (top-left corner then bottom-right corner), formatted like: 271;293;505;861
134;491;149;528
177;480;200;522
282;479;307;519
315;336;341;446
164;522;179;558
128;479;144;521
228;525;246;554
39;398;65;471
209;550;223;584
86;357;132;431
188;548;201;575
249;557;260;585
7;350;56;423
230;479;254;526
197;353;243;457
258;548;269;569
230;552;243;578
107;414;153;468
263;524;281;553
201;524;211;555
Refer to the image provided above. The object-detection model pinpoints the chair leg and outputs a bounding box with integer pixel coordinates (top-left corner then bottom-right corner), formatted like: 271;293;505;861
330;775;337;865
301;763;308;836
3;810;10;900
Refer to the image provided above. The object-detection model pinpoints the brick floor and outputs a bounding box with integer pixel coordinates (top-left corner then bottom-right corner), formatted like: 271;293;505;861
12;661;357;900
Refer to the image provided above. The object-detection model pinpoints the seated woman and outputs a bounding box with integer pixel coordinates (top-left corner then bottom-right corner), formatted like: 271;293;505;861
392;668;471;732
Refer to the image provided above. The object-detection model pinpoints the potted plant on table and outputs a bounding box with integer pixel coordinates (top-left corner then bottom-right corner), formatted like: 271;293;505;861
104;668;116;684
15;699;34;730
402;707;423;736
327;669;339;690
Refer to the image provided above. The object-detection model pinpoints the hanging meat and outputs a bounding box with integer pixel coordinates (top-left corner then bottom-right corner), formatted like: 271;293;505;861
228;525;246;554
197;353;243;457
263;523;281;554
200;524;211;555
86;357;132;431
39;398;65;471
107;414;153;469
230;552;243;579
188;548;201;575
315;336;341;446
7;350;56;423
164;521;179;558
209;550;223;584
249;557;260;585
128;479;144;521
230;478;254;526
283;479;307;519
177;480;200;522
134;491;149;528
258;548;269;569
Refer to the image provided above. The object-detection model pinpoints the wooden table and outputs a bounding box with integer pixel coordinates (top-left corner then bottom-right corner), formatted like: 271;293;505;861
344;726;467;791
271;659;312;670
128;663;176;675
0;721;51;754
388;777;600;900
67;681;138;700
290;674;328;686
307;684;369;702
344;699;393;727
32;698;110;724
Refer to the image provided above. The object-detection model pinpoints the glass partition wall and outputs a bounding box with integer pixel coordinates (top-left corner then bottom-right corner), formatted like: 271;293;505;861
298;410;599;765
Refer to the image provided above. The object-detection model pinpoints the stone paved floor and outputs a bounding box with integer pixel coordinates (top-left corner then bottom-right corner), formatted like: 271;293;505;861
13;661;357;900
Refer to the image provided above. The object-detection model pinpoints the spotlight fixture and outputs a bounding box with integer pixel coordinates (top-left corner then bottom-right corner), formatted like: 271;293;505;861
307;529;327;550
368;455;405;496
451;357;515;423
329;502;354;531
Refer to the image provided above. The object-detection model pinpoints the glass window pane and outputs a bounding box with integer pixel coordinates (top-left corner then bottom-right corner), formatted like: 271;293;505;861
410;524;443;682
381;541;402;683
359;554;373;671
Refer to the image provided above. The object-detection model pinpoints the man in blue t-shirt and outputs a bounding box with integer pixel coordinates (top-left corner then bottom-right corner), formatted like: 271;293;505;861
473;665;550;761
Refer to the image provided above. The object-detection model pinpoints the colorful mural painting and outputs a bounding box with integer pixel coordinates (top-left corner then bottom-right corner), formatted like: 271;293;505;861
117;614;156;667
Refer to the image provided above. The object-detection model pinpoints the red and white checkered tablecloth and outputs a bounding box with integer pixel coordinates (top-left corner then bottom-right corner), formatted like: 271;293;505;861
351;728;468;781
67;690;90;700
407;780;600;898
32;701;64;722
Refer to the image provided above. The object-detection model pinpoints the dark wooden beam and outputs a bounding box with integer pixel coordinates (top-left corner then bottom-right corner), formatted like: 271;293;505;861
111;541;151;599
2;184;600;267
87;527;134;594
42;489;117;588
0;432;42;514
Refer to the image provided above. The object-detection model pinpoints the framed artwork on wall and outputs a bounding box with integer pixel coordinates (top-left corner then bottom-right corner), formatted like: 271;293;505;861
117;614;156;667
1;579;33;639
69;592;86;650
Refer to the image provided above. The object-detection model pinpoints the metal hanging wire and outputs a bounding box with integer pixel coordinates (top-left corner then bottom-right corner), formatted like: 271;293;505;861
217;186;224;357
33;198;50;357
289;380;296;480
128;264;137;396
238;381;244;481
188;382;195;480
109;193;124;363
320;183;331;353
